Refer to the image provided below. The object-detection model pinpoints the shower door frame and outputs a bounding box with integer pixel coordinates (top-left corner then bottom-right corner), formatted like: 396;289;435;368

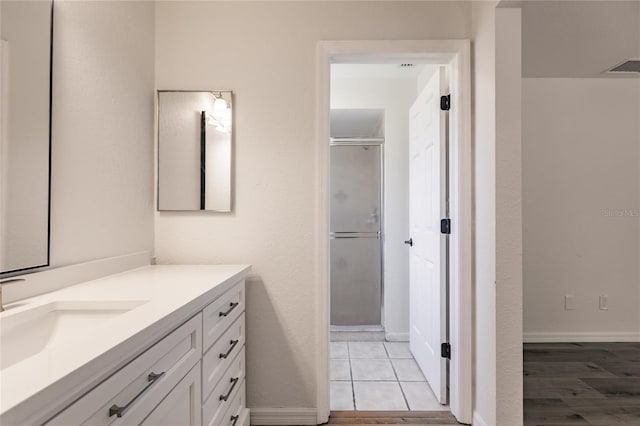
329;137;385;328
315;40;472;425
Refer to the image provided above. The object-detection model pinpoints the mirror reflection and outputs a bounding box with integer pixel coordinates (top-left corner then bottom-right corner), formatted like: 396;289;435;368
0;0;52;274
157;91;232;212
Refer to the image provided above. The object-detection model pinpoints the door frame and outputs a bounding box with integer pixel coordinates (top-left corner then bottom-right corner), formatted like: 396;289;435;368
315;40;472;424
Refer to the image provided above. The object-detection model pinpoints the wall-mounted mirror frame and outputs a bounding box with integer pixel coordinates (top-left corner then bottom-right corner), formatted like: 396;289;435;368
0;0;54;276
157;90;233;212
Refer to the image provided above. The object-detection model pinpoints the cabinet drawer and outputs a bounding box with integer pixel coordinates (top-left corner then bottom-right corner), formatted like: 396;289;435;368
202;347;245;426
140;362;201;426
48;314;202;426
220;380;246;426
202;281;244;351
202;313;245;402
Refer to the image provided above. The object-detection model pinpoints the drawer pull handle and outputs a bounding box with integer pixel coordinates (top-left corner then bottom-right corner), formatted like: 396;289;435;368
220;339;240;359
231;414;240;426
108;372;165;418
219;302;239;317
220;377;239;401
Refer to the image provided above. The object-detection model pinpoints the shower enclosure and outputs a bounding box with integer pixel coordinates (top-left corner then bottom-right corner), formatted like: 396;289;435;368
330;109;384;327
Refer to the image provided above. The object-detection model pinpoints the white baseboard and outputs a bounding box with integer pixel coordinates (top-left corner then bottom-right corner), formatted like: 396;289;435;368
250;408;318;425
524;331;640;343
385;332;409;342
473;410;489;426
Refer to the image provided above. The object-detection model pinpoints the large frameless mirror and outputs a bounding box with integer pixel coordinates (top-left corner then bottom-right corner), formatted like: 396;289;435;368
157;91;233;212
0;0;53;274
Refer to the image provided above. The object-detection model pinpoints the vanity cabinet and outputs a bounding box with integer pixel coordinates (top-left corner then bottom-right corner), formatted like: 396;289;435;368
44;279;249;426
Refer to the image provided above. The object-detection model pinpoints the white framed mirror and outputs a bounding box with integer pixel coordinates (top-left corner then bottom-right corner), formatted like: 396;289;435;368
157;90;233;212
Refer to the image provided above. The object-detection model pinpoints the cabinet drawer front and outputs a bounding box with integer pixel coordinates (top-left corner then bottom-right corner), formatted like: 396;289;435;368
202;313;245;401
202;347;245;426
202;281;245;351
48;314;202;426
220;380;246;426
140;362;201;426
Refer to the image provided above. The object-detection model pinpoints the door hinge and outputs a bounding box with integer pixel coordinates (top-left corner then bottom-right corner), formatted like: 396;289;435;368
440;94;451;111
440;218;451;234
441;342;451;359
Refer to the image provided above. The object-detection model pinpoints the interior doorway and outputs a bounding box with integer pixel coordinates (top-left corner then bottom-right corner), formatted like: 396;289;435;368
329;63;449;412
317;40;472;426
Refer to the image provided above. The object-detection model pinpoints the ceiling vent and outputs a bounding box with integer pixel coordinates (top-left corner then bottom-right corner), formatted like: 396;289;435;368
606;59;640;73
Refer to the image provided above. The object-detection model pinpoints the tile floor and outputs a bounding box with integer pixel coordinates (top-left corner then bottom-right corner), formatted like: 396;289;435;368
330;341;447;411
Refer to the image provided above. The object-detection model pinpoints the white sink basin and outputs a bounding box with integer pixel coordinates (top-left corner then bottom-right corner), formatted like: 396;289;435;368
0;300;147;370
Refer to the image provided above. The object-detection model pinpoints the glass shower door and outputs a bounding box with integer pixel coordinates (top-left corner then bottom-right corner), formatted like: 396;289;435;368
330;144;382;326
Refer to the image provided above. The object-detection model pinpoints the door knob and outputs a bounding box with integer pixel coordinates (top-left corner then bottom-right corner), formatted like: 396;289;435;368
404;238;413;247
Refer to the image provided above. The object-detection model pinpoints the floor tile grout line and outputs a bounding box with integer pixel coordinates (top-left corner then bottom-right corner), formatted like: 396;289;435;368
384;340;411;411
348;342;356;410
382;341;391;360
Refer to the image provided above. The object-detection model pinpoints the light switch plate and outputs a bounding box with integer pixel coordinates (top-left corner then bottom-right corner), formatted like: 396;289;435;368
599;295;608;310
564;295;575;310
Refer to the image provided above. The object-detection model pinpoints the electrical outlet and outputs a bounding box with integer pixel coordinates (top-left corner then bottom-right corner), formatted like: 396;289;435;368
599;295;608;311
564;295;575;310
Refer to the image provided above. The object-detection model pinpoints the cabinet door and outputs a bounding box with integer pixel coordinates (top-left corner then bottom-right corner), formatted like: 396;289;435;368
141;362;201;426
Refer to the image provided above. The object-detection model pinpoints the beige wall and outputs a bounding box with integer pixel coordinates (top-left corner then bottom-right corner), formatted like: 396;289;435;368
523;78;640;339
154;0;471;411
471;2;497;425
495;7;523;426
471;6;525;425
522;1;640;78
50;0;155;267
521;0;640;341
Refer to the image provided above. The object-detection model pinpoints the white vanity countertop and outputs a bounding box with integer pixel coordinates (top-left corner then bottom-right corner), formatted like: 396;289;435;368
0;264;250;420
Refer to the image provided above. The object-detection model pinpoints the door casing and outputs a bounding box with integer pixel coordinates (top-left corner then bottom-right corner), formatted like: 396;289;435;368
315;40;472;424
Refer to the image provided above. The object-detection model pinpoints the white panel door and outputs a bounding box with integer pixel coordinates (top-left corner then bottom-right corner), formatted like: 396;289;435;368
408;67;448;404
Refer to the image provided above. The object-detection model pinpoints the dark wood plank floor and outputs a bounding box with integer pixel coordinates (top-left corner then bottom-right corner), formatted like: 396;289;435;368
524;342;640;426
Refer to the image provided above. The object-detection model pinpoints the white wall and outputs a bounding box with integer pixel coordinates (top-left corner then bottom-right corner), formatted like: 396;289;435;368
50;0;155;267
471;2;497;425
154;0;471;412
330;72;417;339
523;78;640;340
